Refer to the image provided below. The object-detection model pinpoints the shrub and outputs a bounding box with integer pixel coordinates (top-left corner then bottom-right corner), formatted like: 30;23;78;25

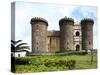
44;59;68;68
57;60;67;66
44;60;56;67
15;57;30;65
34;65;47;72
15;57;76;70
15;54;97;73
65;51;87;55
55;51;87;56
66;60;76;70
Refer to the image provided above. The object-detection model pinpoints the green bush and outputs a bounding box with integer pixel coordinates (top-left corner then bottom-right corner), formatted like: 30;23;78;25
67;60;76;70
15;57;76;70
16;57;30;65
55;60;68;67
65;51;87;55
55;51;87;56
45;60;56;67
44;59;67;67
15;54;97;73
34;65;47;72
44;59;76;70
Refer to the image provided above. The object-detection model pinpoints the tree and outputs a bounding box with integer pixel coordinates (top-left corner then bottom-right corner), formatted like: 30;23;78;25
11;40;30;52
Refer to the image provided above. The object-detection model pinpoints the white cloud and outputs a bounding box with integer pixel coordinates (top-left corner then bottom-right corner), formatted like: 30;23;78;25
58;5;78;17
80;6;97;18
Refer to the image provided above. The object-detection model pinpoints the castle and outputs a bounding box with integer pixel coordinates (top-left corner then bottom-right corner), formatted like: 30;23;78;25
30;17;94;53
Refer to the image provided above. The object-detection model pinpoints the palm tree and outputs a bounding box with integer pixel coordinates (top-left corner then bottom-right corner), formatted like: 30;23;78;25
11;40;30;72
11;40;30;52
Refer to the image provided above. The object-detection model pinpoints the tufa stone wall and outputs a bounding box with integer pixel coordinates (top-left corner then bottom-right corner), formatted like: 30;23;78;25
59;17;74;51
30;17;94;53
30;17;48;53
81;18;94;50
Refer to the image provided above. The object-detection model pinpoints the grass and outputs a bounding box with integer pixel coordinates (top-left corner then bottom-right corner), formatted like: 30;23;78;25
15;54;97;73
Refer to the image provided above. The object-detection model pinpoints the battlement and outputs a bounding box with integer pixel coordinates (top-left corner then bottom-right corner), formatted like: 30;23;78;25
30;17;48;26
81;18;94;25
47;31;59;37
59;16;74;25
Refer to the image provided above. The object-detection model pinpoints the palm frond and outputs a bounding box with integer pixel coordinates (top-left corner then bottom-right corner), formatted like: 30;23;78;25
16;50;29;52
11;40;15;45
15;40;22;44
16;46;30;51
16;43;28;48
11;40;30;52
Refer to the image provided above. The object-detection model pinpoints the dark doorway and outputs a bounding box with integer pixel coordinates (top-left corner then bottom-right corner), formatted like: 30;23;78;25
76;45;80;51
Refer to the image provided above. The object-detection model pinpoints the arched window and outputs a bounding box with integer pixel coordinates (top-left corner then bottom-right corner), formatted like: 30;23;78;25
76;31;80;36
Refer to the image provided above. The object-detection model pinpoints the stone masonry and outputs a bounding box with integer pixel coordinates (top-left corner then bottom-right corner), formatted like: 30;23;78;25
30;17;94;53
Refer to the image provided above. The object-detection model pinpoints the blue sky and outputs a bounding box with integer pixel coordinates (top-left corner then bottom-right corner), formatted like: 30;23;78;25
15;2;98;50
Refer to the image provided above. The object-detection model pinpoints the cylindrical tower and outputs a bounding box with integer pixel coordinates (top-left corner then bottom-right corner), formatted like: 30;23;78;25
59;17;74;51
81;18;94;50
30;17;48;53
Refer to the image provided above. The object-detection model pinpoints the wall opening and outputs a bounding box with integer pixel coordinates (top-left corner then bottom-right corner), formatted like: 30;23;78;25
76;44;80;51
89;41;91;45
76;31;80;36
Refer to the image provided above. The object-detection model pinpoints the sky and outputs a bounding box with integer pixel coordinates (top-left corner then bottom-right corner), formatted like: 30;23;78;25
14;2;98;51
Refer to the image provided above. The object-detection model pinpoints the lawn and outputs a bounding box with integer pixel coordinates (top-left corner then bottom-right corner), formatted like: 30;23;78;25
15;53;97;73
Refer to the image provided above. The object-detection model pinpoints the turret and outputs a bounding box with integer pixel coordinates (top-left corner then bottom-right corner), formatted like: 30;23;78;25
59;17;74;51
81;18;94;50
30;17;48;53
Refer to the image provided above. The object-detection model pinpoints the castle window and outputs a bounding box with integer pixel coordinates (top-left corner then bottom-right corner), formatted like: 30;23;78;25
67;42;69;45
36;42;39;50
36;25;39;29
76;45;80;51
76;31;80;36
89;41;91;45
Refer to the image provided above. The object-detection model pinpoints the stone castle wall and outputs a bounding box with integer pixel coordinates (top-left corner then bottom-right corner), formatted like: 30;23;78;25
30;17;94;53
81;19;94;50
47;31;60;52
59;17;74;51
31;17;48;53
